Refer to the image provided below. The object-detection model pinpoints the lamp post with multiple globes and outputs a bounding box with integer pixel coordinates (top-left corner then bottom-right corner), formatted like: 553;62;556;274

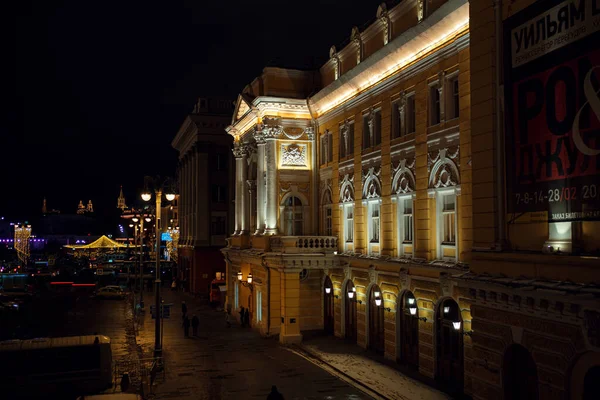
141;176;176;359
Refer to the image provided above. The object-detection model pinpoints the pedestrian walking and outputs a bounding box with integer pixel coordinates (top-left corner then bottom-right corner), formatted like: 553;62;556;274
191;314;199;336
267;385;284;400
244;308;250;328
182;315;190;337
181;301;188;319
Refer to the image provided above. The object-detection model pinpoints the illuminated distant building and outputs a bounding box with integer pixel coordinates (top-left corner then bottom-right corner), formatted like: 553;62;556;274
76;200;86;215
117;185;127;210
14;223;31;265
171;97;234;296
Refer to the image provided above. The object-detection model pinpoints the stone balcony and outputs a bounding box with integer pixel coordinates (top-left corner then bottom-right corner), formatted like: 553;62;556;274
269;236;338;254
226;234;338;254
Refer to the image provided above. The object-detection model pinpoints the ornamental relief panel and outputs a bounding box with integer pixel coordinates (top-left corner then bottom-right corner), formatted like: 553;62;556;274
280;143;307;167
428;146;460;189
362;166;382;199
392;158;416;194
320;178;333;205
282;127;306;140
339;173;355;203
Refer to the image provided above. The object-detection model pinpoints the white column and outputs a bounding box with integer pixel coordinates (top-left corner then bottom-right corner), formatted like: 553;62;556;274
264;125;282;235
308;127;318;235
240;147;249;235
232;146;241;235
233;144;249;235
254;130;266;235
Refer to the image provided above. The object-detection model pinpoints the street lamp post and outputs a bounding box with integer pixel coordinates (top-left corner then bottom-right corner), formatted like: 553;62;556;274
142;176;176;359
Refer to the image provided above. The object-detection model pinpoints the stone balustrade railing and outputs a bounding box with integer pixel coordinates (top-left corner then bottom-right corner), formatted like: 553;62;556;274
270;236;338;253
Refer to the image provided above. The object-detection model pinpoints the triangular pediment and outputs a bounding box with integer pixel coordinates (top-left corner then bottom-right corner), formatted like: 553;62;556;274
232;94;253;125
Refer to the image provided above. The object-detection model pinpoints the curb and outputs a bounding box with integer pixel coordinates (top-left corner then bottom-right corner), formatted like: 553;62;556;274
289;344;399;400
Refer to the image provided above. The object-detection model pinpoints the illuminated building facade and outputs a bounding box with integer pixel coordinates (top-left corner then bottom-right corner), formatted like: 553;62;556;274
222;0;600;398
172;97;235;296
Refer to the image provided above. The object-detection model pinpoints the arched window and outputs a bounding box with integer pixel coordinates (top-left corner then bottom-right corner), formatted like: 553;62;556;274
283;196;303;235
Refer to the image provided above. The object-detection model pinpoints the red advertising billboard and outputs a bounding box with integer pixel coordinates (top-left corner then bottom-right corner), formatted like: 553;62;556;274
504;0;600;222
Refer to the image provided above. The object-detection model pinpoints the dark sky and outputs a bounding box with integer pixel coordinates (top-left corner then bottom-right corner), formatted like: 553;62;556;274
1;0;387;222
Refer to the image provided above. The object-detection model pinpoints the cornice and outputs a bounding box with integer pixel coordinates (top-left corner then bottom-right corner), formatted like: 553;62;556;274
311;0;469;124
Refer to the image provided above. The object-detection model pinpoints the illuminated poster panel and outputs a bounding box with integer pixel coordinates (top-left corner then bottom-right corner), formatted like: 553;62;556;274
504;0;600;222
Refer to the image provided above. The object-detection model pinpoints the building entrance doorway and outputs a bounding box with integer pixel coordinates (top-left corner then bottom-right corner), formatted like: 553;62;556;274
323;276;334;335
344;280;357;343
368;285;385;355
398;290;419;368
436;298;463;395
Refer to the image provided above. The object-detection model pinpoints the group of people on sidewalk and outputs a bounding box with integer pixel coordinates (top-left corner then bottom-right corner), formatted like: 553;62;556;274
181;301;199;337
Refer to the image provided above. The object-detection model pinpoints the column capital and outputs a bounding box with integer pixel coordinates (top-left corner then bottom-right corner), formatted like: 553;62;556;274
232;144;250;159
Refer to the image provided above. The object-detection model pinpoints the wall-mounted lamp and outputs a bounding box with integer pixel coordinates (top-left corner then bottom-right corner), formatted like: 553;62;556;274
375;297;382;307
452;321;462;331
409;307;417;315
443;306;450;314
408;297;415;305
325;287;331;294
374;291;381;298
348;291;355;299
236;271;253;291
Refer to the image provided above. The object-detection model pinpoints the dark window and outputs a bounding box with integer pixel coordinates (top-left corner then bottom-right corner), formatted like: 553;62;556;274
430;85;441;125
211;216;226;235
211;185;227;203
392;102;400;139
407;94;416;133
216;154;227;171
451;78;460;119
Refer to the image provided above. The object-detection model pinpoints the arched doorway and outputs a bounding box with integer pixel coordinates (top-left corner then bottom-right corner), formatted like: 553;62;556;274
283;196;304;235
344;280;357;343
323;276;334;335
368;285;385;355
503;344;538;400
398;290;419;368
436;298;463;395
583;366;600;400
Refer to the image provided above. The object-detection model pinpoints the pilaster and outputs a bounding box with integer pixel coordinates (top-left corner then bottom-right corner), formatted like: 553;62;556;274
279;268;303;344
254;129;266;235
264;124;282;235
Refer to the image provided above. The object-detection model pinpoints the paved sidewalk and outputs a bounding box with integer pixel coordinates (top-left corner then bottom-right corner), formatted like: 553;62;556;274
135;290;366;399
294;335;450;400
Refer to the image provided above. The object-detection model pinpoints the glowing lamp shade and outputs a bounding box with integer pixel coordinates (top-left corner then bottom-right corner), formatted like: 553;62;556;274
453;321;462;331
145;217;152;222
409;307;417;315
375;297;382;307
374;291;381;298
141;193;152;202
408;297;415;305
165;193;176;201
247;273;253;284
132;217;139;223
129;224;134;228
444;306;450;314
325;287;331;294
348;291;355;299
352;286;356;292
237;271;243;281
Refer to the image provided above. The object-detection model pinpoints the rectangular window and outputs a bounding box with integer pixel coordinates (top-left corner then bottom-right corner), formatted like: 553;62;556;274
403;198;413;243
370;203;380;243
442;194;456;245
211;216;226;235
257;291;262;322
406;94;416;134
430;84;441;126
320;135;327;165
325;207;332;236
216;154;227;171
448;76;460;119
373;109;381;146
345;205;354;242
211;185;226;203
347;121;354;156
392;101;401;139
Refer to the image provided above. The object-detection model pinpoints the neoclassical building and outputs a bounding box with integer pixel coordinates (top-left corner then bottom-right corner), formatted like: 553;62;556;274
222;0;600;399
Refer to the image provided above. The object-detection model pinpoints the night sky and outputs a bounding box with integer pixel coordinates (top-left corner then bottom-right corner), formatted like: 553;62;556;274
2;0;387;223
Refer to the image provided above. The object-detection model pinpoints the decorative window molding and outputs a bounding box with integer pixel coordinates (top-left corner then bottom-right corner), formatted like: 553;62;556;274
362;166;382;200
391;158;416;194
339;120;355;159
320;130;334;165
339;173;355;203
428;147;460;190
280;143;307;167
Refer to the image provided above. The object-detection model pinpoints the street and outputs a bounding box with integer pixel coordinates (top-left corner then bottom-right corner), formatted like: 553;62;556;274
136;290;367;399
